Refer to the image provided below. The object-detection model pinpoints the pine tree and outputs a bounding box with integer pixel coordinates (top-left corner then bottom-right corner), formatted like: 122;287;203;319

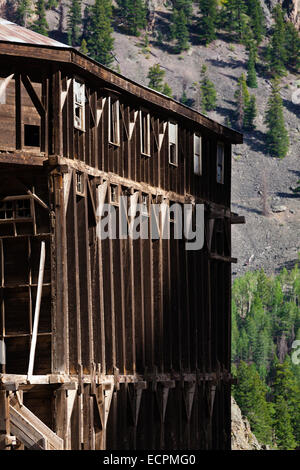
80;38;88;55
247;43;258;88
247;0;265;44
222;0;248;41
244;95;256;130
170;8;190;53
31;0;49;36
273;358;299;449
234;73;249;130
15;0;32;27
267;5;287;77
284;21;300;70
147;64;172;97
200;65;217;113
172;0;193;22
86;0;114;67
67;0;82;47
198;0;218;45
234;362;273;445
264;79;289;158
117;0;147;36
274;396;297;449
47;0;58;9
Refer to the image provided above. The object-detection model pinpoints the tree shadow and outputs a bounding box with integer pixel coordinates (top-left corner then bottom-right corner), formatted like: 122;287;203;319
276;192;300;199
49;30;68;45
282;97;300;119
208;58;245;70
243;129;269;154
276;258;299;273
231;203;262;215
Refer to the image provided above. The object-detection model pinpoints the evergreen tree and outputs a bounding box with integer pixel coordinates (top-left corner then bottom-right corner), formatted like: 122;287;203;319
67;0;82;47
273;358;299;449
31;0;49;36
170;8;190;53
47;0;58;9
117;0;147;36
264;79;289;158
172;0;193;21
234;73;249;130
246;0;265;44
200;65;217;113
198;0;218;45
267;5;287;77
274;396;297;449
147;64;172;97
80;38;88;55
15;0;32;27
284;21;300;70
247;43;258;88
162;83;173;98
86;0;114;67
234;362;273;445
244;94;257;130
222;0;248;41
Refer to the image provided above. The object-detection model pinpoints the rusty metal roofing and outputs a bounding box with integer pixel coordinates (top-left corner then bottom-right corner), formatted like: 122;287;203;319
0;18;70;48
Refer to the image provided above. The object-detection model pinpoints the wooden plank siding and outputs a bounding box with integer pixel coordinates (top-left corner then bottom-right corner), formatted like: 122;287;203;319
0;44;243;450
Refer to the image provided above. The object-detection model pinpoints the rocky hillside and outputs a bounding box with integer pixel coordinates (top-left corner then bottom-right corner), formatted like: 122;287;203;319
231;397;264;450
1;0;299;276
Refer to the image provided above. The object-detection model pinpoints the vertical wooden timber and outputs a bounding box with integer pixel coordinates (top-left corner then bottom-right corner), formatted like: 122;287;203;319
0;391;10;450
15;73;23;150
52;169;69;373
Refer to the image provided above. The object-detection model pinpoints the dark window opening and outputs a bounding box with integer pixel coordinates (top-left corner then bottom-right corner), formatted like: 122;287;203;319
0;199;31;220
24;124;40;147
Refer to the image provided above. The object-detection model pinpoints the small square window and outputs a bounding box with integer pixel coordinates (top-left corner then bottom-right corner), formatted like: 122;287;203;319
194;133;202;176
217;142;224;184
108;97;120;145
168;121;178;166
140;111;150;156
74;79;85;131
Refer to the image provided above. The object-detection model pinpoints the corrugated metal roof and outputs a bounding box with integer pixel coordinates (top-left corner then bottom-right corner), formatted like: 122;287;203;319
0;18;70;48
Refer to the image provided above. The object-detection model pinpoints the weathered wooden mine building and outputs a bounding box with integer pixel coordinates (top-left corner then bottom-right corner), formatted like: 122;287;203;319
0;19;244;450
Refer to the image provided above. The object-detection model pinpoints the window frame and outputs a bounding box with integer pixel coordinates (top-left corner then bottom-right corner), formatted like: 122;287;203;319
216;142;225;184
168;121;178;166
73;78;86;132
76;171;85;197
0;197;33;222
108;96;120;146
140;110;151;157
193;133;202;176
110;184;119;206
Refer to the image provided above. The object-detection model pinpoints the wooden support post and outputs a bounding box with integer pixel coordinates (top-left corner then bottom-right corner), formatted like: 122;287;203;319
0;390;11;450
15;73;23;150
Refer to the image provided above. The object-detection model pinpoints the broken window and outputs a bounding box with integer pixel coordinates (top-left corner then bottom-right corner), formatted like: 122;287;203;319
76;172;85;196
74;79;85;131
217;142;224;184
0;199;31;220
194;133;202;176
140;111;150;156
24;124;40;147
110;184;119;204
141;193;149;217
168;121;178;166
108;96;120;145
